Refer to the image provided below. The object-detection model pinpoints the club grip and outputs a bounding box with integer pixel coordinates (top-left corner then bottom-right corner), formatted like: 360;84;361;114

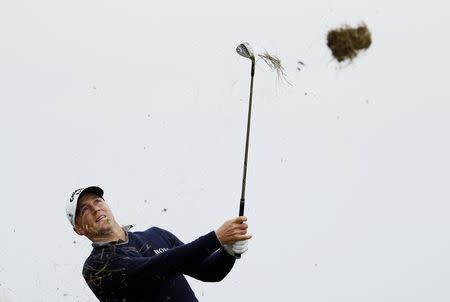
239;198;245;216
235;198;245;259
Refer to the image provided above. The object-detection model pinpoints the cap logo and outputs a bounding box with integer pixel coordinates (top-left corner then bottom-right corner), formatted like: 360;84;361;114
70;188;84;203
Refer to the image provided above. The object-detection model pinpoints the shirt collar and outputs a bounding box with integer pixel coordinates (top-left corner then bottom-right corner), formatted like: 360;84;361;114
92;225;133;247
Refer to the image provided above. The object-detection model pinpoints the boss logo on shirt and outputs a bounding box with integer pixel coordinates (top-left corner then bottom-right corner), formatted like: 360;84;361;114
153;247;169;255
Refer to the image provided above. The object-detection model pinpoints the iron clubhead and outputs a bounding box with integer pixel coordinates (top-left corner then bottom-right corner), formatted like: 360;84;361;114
236;42;255;60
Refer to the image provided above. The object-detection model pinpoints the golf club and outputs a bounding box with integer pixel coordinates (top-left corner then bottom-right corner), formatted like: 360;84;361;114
235;42;255;259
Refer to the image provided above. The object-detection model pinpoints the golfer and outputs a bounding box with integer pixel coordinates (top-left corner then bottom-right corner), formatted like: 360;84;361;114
66;186;251;301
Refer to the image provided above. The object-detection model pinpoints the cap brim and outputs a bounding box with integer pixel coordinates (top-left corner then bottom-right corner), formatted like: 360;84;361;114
75;186;104;214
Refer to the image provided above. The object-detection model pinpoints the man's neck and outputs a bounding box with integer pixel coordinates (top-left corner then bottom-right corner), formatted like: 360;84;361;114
90;223;126;244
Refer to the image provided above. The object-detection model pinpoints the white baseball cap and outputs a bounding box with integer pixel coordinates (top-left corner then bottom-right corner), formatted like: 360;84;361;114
66;186;104;227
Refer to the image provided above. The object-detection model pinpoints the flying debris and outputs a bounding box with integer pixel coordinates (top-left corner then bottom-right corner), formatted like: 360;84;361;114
327;23;372;62
297;60;306;71
258;52;291;85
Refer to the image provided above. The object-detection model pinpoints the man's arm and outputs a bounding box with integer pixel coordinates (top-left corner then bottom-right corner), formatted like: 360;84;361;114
186;248;236;281
162;228;237;282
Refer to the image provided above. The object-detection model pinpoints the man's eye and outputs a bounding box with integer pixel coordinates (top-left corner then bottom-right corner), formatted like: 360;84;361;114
80;207;87;215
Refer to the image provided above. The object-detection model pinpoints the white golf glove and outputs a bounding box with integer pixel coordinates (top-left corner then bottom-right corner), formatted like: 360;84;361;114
224;240;249;257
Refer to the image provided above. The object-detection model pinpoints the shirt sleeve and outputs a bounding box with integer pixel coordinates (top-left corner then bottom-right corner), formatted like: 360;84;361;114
83;230;222;291
161;228;236;282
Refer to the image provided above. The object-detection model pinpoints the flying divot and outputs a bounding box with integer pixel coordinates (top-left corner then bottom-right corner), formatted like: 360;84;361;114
258;52;291;84
327;23;372;62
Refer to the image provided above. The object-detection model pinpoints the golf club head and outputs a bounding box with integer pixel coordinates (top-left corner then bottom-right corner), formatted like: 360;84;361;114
236;42;255;60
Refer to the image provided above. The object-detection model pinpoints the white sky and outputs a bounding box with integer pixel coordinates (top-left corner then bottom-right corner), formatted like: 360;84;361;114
1;0;449;301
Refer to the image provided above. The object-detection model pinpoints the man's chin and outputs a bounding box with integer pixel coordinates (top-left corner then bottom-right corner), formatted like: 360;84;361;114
92;221;112;235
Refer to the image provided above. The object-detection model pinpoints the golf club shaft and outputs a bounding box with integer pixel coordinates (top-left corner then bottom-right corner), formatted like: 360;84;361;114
236;60;255;259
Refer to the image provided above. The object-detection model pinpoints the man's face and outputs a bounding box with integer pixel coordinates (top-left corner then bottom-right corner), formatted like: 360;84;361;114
73;192;115;238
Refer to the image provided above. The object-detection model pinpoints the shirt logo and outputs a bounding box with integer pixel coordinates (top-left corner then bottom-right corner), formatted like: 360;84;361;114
153;247;169;255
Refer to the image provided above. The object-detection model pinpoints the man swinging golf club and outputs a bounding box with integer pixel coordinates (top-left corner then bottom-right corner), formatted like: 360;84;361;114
67;42;256;301
66;186;251;301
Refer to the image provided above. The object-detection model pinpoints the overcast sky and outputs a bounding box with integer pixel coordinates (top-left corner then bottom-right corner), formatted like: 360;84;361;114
1;0;449;301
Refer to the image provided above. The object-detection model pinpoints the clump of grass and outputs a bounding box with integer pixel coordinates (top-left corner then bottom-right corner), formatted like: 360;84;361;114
258;52;291;85
327;23;372;62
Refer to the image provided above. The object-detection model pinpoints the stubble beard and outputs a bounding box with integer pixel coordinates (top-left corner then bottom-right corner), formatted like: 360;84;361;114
84;217;113;238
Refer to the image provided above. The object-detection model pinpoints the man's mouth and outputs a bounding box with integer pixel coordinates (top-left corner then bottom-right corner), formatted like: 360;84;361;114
96;215;107;222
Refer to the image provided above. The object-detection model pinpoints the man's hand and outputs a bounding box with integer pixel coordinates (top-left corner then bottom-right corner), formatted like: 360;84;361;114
224;240;249;256
215;216;252;245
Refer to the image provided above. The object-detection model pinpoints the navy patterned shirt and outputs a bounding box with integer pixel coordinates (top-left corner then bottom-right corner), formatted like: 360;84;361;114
82;226;235;301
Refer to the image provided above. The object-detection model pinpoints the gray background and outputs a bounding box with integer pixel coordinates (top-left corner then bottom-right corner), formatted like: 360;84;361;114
1;0;449;301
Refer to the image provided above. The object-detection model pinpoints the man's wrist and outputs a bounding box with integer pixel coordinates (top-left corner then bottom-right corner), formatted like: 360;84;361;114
213;230;223;246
